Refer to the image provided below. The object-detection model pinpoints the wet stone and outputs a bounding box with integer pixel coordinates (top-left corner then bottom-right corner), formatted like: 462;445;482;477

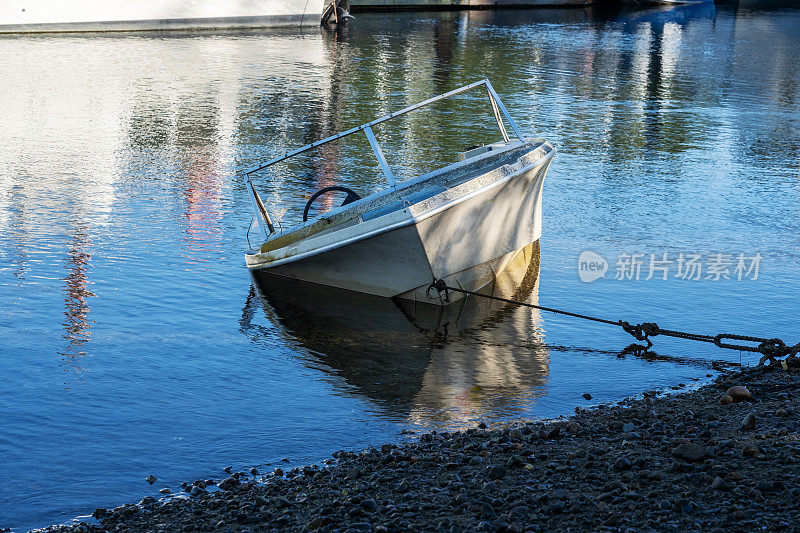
727;386;752;402
613;457;632;471
710;476;731;491
360;499;378;513
741;412;757;430
486;465;506;480
671;443;707;462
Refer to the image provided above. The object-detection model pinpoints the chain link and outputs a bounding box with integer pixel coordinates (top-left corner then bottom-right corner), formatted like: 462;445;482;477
428;280;795;364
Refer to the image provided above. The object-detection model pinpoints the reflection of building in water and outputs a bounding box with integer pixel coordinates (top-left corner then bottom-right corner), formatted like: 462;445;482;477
0;32;337;378
2;185;31;282
242;242;549;428
59;225;96;370
176;97;225;259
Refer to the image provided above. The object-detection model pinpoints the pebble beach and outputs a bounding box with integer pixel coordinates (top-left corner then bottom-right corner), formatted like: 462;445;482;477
36;360;800;533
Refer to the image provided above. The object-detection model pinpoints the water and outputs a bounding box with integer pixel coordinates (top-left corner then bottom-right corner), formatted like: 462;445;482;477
2;4;799;530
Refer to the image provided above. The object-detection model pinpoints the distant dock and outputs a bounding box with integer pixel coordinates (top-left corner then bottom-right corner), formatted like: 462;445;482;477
349;0;596;10
0;0;324;34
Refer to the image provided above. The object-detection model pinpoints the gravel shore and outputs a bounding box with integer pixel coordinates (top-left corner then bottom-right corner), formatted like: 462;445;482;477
40;362;800;532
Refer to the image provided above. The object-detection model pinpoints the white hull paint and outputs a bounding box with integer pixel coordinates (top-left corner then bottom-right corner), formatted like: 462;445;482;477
246;140;554;303
0;0;324;33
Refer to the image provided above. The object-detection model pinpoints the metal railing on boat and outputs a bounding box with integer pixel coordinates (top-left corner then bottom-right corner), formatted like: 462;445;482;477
243;79;525;240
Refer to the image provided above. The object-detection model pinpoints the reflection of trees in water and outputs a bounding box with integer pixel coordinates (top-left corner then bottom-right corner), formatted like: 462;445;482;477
727;10;800;171
59;225;96;371
126;84;227;259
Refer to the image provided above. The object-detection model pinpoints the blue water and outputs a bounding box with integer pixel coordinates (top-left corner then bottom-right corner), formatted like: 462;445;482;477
2;4;799;530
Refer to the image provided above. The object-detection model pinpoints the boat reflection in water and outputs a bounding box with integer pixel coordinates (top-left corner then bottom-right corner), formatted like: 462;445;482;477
242;242;550;429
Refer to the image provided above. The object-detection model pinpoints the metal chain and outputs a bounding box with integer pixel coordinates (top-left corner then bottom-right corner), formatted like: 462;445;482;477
427;280;796;363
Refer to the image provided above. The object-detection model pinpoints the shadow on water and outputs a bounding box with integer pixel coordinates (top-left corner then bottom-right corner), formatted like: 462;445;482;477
240;243;552;427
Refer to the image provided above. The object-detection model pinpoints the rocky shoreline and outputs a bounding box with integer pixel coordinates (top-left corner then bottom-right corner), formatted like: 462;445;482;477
40;363;800;532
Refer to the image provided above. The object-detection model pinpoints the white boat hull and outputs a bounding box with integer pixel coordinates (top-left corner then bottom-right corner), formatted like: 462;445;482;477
0;0;323;33
246;140;554;303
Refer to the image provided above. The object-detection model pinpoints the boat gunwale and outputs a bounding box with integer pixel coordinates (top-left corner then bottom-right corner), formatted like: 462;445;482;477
250;138;546;254
246;142;556;271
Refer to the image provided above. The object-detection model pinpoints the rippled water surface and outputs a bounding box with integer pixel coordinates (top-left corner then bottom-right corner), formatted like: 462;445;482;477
2;4;799;530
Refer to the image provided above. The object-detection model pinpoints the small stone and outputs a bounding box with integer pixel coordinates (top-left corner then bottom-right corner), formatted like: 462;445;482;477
622;422;635;432
741;412;757;430
506;455;524;468
487;465;506;480
218;476;239;491
480;502;497;519
92;508;107;519
508;522;524;533
720;395;733;405
711;476;731;491
583;393;592;400
145;475;157;484
360;498;378;513
743;443;761;457
304;517;325;530
508;505;530;521
189;486;205;497
478;422;488;429
671;443;707;462
613;457;632;471
757;480;775;492
726;386;752;402
158;488;170;494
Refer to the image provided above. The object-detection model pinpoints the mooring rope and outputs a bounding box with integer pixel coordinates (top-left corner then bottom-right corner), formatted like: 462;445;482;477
426;280;800;366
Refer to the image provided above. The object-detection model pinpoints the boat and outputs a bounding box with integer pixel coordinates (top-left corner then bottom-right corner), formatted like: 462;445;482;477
243;79;556;304
0;0;326;33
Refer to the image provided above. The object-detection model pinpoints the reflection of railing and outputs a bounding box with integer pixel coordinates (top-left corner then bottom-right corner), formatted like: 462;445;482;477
243;79;524;240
